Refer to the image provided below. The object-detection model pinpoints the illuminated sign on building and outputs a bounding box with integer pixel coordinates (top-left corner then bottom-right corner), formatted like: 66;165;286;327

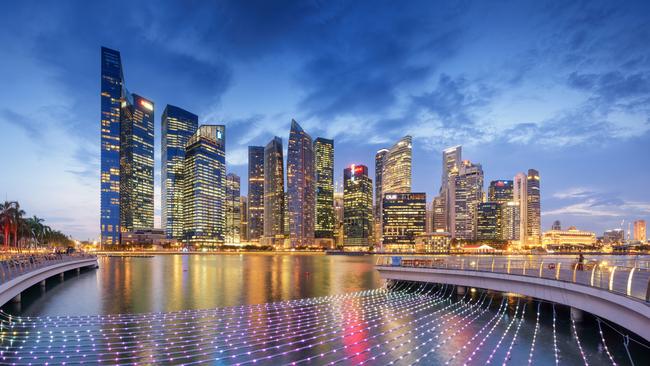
140;99;153;111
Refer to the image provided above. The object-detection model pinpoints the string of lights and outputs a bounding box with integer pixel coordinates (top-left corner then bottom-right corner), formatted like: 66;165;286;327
596;318;617;365
571;310;589;365
485;299;521;364
527;301;541;365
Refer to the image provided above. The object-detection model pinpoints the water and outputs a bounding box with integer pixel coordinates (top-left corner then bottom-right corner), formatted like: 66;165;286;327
1;254;647;365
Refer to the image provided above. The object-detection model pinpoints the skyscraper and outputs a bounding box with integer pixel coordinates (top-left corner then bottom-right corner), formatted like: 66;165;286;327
263;137;285;247
440;145;462;233
333;191;345;247
182;125;226;247
314;137;334;240
240;196;248;242
287;120;315;247
488;180;514;203
500;201;521;241
247;146;265;242
161;105;198;239
432;195;446;232
382;136;412;194
634;220;646;242
100;47;123;246
119;93;155;232
374;149;389;220
452;160;483;240
477;202;501;240
343;164;373;249
526;169;541;246
225;173;241;244
382;193;426;252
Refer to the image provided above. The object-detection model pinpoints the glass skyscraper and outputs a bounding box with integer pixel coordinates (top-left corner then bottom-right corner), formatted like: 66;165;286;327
263;137;285;247
477;202;501;240
287;120;315;247
182;125;226;247
488;180;514;203
314;137;334;240
247;146;265;242
382;192;426;252
526;169;541;245
440;145;462;233
381;136;412;194
119;93;155;232
452;160;484;240
225;173;241;244
100;47;124;246
343;164;373;249
161;105;198;239
374;149;389;220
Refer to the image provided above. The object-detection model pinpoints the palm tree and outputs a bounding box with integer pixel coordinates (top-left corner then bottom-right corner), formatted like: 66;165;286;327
0;201;14;251
11;202;25;251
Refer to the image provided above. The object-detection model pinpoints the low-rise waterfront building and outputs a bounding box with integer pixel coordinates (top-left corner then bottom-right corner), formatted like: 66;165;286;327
542;226;596;247
414;232;451;253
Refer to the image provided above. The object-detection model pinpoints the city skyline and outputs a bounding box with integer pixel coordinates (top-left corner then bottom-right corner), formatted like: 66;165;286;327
1;1;649;240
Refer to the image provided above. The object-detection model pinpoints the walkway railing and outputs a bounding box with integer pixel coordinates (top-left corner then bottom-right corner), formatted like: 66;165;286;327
376;255;650;303
0;253;97;285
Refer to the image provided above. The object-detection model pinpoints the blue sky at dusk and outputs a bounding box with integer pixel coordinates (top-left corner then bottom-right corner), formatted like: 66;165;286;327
0;1;648;240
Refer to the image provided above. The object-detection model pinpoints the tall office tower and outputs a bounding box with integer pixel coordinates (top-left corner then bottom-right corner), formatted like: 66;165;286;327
452;160;484;240
333;191;345;247
382;136;412;194
343;164;373;249
440;145;462;232
488;180;514;203
161;105;198;239
240;196;249;242
314;138;334;239
119;93;155;232
182;125;226;247
513;172;528;247
283;191;290;238
432;195;447;232
500;201;521;241
634;220;646;242
287;120;315;247
263;137;285;246
374;149;389;219
477;202;501;240
526;169;541;246
225;173;241;244
247;146;265;242
425;201;434;234
100;47;124;246
382;193;426;252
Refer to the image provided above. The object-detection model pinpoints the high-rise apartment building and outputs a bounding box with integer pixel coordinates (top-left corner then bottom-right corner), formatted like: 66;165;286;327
182;125;226;247
263;137;285;246
287;120;315;247
314;137;334;240
452;160;483;240
240;196;248;242
119;93;155;232
247;146;265;242
225;173;241;244
161;105;198;239
634;220;647;242
382;193;426;252
100;47;124;246
343;164;373;249
488;180;514;203
477;202;501;240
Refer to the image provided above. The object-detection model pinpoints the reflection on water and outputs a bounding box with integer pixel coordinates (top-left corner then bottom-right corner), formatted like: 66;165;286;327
10;253;381;316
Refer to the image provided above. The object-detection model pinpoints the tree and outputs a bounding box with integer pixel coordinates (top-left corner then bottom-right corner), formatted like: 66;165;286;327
0;201;15;251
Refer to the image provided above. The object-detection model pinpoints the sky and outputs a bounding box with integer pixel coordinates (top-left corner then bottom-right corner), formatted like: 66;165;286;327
0;0;648;240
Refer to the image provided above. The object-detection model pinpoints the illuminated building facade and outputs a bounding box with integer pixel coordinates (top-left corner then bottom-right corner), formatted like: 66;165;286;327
240;196;248;242
382;136;412;194
432;195;446;232
382;193;426;252
100;47;124;246
333;191;345;247
120;93;155;232
526;169;541;245
477;202;501;240
634;220;647;242
500;201;521;241
225;173;241;244
440;145;462;233
452;160;483;240
314;137;334;240
415;232;451;253
513;172;528;247
488;180;513;203
343;165;373;249
374;149;389;230
161;105;198;239
263;137;285;246
182;125;226;247
247;146;265;242
287;120;315;247
542;226;596;247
